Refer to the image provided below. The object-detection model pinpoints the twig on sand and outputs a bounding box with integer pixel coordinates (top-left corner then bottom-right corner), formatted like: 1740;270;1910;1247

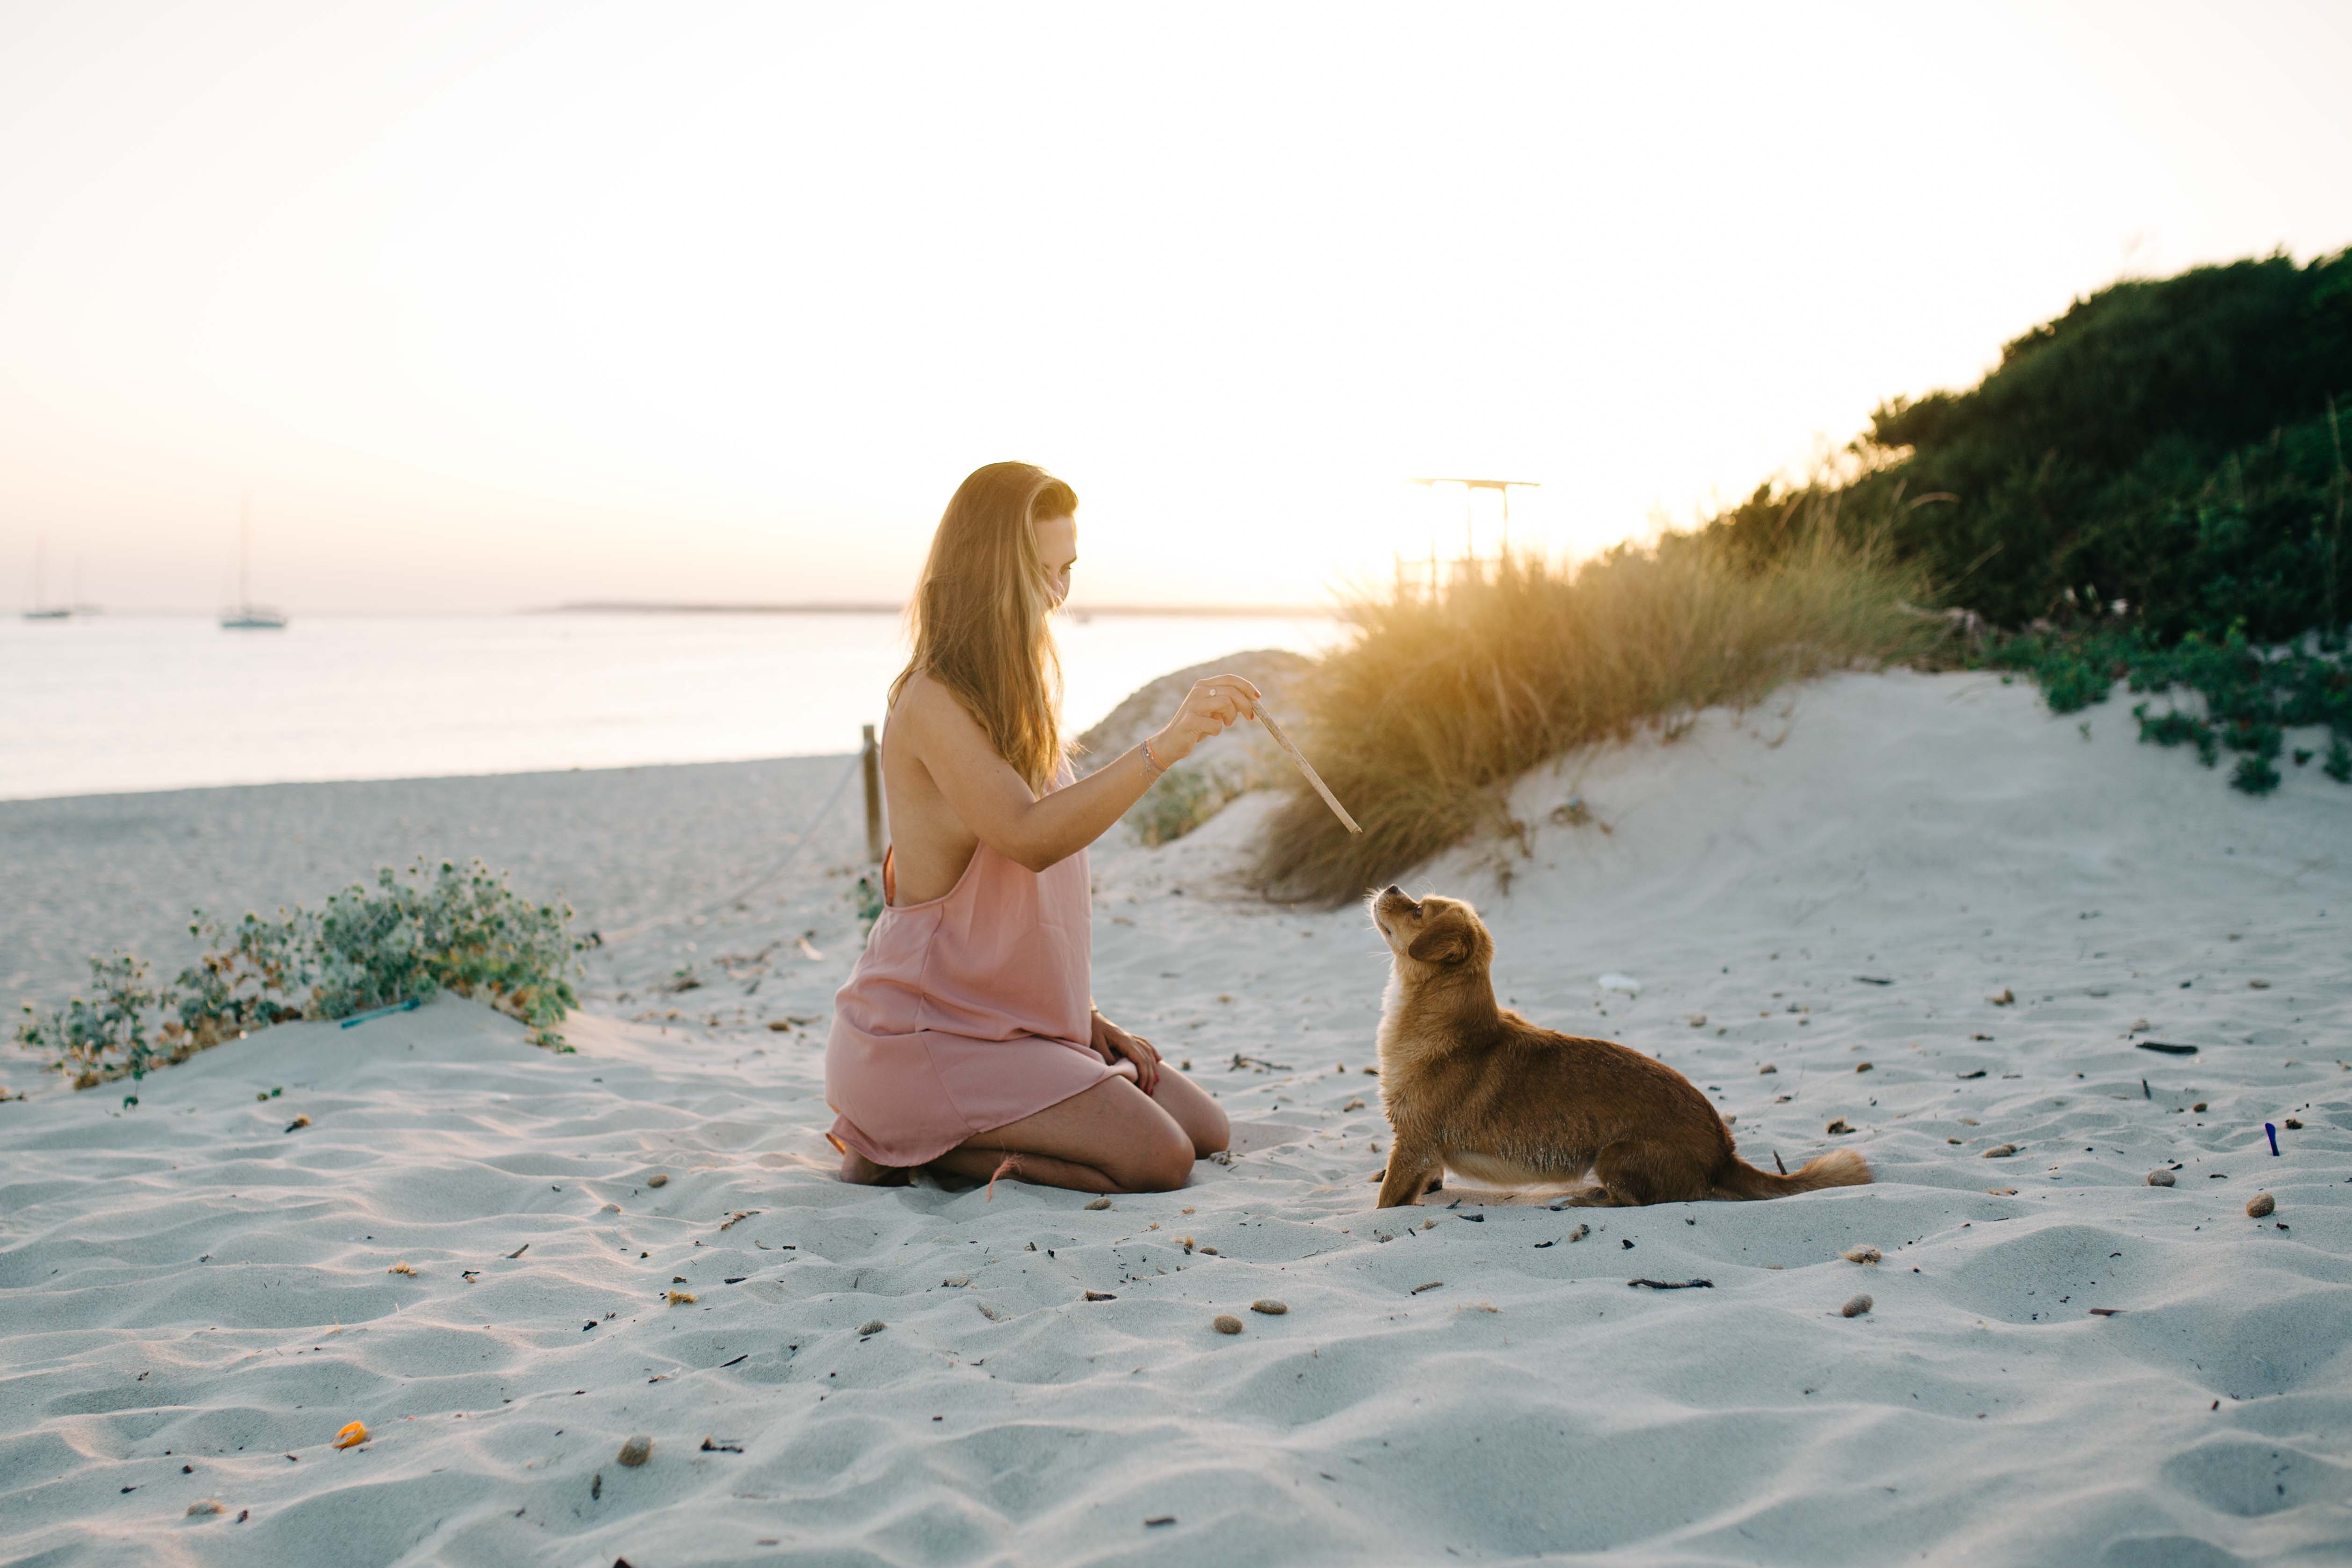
1628;1278;1715;1290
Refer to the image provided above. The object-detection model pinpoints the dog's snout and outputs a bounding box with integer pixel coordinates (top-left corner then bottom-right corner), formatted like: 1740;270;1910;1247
1383;885;1402;897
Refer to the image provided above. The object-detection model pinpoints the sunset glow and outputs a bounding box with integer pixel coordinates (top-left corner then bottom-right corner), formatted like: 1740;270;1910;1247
4;1;2348;612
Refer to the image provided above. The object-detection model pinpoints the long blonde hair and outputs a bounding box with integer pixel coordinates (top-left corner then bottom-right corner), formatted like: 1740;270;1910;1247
891;462;1078;791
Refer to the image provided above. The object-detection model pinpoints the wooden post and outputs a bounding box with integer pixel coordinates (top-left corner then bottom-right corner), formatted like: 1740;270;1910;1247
861;724;884;863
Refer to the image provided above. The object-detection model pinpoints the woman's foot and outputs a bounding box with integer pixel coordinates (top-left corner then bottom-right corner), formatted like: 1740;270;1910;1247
838;1146;912;1185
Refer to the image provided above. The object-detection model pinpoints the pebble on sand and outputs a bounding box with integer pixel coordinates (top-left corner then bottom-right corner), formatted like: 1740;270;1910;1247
2247;1193;2276;1218
1841;1294;1874;1317
616;1434;653;1467
1212;1314;1245;1334
647;1172;669;1187
2146;1170;2177;1186
1084;1197;1113;1210
1855;1062;1874;1073
2284;1117;2303;1129
859;1319;887;1335
1251;1298;1288;1314
1982;1144;2018;1158
1842;1246;1881;1265
1758;1064;1778;1074
1824;1118;1853;1135
187;1499;224;1517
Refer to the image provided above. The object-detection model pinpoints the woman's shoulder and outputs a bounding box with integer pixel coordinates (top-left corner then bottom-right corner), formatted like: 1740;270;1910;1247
891;669;984;741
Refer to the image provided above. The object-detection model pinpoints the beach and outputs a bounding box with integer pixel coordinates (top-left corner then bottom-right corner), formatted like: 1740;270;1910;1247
3;666;2349;1565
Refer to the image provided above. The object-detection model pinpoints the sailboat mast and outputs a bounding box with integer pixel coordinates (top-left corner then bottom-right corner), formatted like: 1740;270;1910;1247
239;493;251;610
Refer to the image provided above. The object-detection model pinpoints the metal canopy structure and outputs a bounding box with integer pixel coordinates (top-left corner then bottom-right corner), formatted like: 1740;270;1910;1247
1405;476;1542;557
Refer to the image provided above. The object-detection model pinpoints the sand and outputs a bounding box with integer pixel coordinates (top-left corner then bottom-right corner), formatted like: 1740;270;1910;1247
3;668;2349;1565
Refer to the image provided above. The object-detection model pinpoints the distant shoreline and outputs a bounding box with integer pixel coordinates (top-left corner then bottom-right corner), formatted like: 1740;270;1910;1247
542;601;1337;618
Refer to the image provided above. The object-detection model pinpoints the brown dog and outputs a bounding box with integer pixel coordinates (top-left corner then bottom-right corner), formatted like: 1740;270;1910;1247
1368;887;1869;1208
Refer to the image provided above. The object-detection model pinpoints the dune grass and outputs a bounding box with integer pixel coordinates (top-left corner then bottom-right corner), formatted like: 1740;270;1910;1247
1246;518;1940;905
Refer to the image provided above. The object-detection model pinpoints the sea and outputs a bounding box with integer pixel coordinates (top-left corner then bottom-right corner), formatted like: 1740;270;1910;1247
1;611;1344;801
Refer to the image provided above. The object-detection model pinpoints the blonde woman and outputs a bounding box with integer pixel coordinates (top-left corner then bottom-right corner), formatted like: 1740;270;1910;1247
825;462;1247;1192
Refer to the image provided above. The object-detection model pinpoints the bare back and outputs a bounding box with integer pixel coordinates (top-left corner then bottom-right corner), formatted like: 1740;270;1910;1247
881;670;1009;905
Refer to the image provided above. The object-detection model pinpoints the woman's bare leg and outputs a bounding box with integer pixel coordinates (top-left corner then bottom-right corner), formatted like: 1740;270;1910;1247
1143;1067;1230;1156
925;1075;1201;1194
837;1146;913;1186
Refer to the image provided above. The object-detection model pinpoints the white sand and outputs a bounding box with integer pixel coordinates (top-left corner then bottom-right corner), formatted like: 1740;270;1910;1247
3;669;2348;1565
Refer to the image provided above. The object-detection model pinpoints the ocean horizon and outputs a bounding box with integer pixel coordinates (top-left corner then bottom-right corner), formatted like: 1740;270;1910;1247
2;609;1343;801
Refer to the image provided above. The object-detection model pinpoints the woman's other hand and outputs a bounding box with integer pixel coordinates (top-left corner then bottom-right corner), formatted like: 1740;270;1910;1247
1149;675;1262;765
1089;1009;1162;1096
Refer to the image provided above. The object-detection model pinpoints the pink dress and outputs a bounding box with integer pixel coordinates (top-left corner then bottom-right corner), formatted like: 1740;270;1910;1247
825;762;1132;1167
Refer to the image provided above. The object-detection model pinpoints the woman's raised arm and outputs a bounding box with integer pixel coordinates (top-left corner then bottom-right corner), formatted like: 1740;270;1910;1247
900;673;1262;872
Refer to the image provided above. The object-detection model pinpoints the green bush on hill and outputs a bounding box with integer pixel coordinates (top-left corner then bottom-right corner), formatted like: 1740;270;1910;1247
1712;251;2352;643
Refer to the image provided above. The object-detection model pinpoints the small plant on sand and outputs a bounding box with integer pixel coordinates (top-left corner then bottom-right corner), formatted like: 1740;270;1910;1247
1988;621;2351;795
14;953;165;1089
15;859;587;1087
1249;513;1938;903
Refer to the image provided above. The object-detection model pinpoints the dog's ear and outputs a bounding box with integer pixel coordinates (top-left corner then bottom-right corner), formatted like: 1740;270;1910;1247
1407;917;1471;966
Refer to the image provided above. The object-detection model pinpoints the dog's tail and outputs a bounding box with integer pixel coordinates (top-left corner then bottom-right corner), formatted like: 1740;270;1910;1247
1710;1147;1871;1201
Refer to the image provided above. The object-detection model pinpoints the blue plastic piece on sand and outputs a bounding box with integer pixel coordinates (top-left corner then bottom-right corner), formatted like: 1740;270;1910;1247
340;997;423;1029
2265;1122;2279;1156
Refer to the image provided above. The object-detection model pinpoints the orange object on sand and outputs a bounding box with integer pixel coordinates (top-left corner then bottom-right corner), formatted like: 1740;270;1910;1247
334;1421;368;1449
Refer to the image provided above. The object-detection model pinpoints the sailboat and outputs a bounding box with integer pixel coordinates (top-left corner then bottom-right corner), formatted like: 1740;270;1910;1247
221;495;288;630
23;539;70;620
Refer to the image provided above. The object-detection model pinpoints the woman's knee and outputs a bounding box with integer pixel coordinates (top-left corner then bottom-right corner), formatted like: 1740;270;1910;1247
1166;1077;1229;1156
1189;1094;1230;1156
1110;1120;1197;1192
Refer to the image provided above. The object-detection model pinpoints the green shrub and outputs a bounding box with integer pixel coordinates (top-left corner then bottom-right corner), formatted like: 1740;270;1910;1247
15;953;165;1087
1709;252;2352;643
1131;764;1242;847
1993;621;2352;792
15;859;586;1087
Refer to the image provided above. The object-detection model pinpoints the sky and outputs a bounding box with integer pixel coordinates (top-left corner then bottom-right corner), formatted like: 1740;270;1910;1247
3;1;2350;614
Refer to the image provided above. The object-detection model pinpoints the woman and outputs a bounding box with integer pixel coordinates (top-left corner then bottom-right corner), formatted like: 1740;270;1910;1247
825;462;1251;1192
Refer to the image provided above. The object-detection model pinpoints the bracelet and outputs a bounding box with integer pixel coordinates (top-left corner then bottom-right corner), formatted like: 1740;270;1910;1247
1139;737;1168;780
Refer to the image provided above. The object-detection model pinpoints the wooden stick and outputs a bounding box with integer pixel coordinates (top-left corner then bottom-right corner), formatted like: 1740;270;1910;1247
1255;703;1362;834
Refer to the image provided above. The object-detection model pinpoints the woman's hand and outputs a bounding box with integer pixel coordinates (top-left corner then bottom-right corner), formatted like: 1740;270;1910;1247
1089;1008;1162;1096
1148;675;1262;766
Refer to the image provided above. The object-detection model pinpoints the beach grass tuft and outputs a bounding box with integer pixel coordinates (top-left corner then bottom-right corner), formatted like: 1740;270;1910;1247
1247;512;1938;904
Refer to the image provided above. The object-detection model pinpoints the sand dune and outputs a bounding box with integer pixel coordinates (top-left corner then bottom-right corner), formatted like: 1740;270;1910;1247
3;669;2348;1565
